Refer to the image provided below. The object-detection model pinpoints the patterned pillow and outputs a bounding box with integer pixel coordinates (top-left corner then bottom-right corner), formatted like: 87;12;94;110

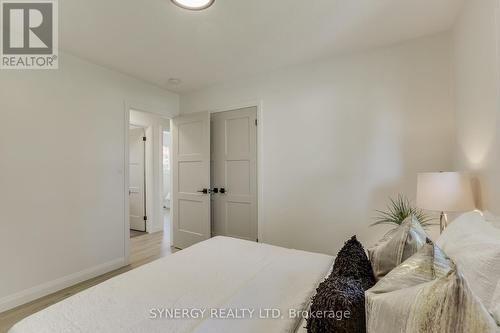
406;268;498;332
366;242;498;333
368;215;428;280
366;239;449;294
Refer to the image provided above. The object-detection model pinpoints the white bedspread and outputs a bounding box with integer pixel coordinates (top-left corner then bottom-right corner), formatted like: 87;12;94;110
9;237;332;333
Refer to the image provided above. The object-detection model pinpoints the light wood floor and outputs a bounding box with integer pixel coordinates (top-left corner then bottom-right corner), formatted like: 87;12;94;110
0;231;176;333
130;229;147;238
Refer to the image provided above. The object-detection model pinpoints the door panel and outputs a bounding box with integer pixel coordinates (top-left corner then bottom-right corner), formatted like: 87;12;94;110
226;160;251;194
178;199;205;234
226;117;251;155
178;122;203;155
226;201;252;238
172;112;211;249
178;161;205;193
211;107;258;242
129;128;146;232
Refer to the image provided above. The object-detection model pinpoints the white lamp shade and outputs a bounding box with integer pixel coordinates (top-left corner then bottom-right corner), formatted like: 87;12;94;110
416;172;475;212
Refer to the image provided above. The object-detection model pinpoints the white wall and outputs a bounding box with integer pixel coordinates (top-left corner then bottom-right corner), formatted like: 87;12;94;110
0;52;179;311
181;33;455;255
452;0;500;214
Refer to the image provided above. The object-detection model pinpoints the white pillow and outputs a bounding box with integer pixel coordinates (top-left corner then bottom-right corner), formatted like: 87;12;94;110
484;210;500;230
437;211;500;312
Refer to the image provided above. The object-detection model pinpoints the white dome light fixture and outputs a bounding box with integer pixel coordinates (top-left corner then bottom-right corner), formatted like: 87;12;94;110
171;0;215;10
168;78;182;85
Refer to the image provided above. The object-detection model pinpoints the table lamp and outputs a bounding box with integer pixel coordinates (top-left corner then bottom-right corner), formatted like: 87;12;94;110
416;172;475;233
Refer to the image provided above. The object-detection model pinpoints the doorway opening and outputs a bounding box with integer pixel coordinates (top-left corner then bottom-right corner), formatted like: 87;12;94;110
127;109;172;246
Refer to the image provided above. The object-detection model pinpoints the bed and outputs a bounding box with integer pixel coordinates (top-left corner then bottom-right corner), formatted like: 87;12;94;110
9;236;333;333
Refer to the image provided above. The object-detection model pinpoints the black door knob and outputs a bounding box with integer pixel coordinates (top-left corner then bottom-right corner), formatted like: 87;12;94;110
197;188;209;194
212;188;219;193
219;187;226;194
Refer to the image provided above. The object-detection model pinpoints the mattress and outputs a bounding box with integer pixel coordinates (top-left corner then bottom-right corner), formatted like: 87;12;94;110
9;236;333;333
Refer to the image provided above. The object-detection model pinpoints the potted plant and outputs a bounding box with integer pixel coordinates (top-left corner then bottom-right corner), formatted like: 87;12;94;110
371;194;434;229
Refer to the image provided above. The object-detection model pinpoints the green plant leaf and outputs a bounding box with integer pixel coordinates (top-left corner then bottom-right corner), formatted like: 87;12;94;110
371;194;435;229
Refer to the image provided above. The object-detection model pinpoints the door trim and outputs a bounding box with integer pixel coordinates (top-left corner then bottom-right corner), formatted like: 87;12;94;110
207;101;264;243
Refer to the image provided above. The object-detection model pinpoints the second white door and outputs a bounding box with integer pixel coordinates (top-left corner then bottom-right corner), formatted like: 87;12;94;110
211;107;258;242
129;127;147;232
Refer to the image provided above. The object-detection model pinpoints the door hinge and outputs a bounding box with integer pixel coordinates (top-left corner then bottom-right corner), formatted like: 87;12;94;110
143;216;148;221
143;136;147;141
254;119;258;126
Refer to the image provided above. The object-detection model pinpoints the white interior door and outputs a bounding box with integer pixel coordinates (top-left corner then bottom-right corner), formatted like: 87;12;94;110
172;112;211;249
211;107;258;241
129;127;146;232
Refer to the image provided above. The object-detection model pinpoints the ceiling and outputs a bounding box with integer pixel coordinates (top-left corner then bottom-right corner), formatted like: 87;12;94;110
60;0;463;93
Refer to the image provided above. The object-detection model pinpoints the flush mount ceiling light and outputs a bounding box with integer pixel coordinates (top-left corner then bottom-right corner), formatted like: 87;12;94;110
168;78;182;85
171;0;215;10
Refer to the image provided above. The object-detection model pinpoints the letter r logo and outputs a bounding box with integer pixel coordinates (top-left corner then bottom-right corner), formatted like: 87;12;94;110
2;2;53;54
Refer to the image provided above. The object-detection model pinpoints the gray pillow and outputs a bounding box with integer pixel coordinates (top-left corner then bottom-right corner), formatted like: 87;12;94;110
368;215;427;280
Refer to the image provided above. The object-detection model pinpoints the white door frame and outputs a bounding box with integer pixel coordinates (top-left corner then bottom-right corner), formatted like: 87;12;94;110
207;101;264;243
123;101;174;264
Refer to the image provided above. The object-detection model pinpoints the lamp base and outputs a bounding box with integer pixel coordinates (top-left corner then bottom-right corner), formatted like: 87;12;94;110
439;212;448;234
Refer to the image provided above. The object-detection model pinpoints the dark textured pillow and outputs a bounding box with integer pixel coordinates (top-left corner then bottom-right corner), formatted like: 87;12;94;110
306;236;374;333
332;235;376;290
307;276;366;333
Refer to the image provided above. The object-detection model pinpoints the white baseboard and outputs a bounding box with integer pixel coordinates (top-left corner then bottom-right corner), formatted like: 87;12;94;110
0;257;126;313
